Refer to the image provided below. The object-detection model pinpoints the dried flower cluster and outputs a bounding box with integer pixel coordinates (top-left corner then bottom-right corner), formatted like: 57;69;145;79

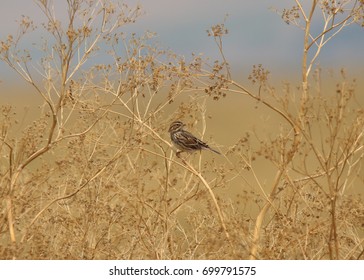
0;0;363;260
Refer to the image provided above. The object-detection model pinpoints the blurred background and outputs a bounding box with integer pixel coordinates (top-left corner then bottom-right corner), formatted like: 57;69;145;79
1;0;363;259
1;0;364;87
1;0;363;192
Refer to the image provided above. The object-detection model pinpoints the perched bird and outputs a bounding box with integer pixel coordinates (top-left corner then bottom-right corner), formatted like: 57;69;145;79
168;120;221;156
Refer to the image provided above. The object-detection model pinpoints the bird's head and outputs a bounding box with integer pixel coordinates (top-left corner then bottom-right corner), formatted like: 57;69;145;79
168;120;185;133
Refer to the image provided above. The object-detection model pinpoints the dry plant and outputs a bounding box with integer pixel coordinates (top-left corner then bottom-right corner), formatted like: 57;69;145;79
0;0;236;259
0;0;363;260
200;0;364;259
233;0;363;259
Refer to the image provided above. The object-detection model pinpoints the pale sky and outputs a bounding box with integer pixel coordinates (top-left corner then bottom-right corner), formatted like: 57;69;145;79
1;0;363;84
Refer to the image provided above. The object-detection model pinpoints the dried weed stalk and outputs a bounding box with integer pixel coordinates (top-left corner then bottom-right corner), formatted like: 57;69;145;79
0;0;363;260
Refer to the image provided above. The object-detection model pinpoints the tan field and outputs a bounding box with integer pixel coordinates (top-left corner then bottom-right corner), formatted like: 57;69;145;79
1;1;363;260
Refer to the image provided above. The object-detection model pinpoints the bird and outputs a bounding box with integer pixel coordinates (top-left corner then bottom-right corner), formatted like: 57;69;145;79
168;120;221;157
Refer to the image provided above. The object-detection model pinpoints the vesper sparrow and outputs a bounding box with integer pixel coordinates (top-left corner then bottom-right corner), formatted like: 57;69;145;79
168;121;221;156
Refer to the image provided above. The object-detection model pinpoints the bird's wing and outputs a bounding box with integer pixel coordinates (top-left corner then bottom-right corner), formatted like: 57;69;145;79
179;131;208;150
186;132;220;154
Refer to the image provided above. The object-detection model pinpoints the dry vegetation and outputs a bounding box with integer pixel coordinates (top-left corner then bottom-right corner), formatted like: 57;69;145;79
1;0;364;259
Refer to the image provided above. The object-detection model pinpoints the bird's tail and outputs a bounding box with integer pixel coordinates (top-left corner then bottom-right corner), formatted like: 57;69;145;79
208;146;221;155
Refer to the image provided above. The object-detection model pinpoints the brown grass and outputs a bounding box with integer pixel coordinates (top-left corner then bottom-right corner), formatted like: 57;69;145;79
0;0;363;260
